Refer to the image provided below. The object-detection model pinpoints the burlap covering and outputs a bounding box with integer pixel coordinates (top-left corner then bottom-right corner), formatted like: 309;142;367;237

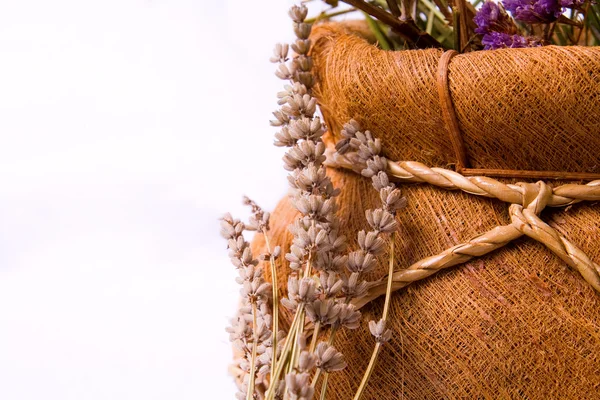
253;23;600;399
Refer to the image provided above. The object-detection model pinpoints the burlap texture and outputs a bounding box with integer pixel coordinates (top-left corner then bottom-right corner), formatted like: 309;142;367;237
253;23;600;399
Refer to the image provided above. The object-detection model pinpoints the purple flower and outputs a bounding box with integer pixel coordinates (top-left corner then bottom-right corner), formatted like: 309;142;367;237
481;31;542;49
502;0;563;23
560;0;585;8
474;1;519;35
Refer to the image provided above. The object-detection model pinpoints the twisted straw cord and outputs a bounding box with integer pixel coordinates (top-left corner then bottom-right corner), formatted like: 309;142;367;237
356;185;600;308
388;161;600;207
353;223;523;309
510;204;600;292
325;148;600;309
325;149;600;207
353;181;550;308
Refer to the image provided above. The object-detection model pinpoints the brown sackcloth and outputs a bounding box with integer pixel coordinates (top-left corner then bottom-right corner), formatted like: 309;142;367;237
252;22;600;399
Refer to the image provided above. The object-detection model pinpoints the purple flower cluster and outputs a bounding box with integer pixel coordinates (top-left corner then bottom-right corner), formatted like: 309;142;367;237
503;0;563;23
474;1;545;50
474;1;518;35
481;31;542;49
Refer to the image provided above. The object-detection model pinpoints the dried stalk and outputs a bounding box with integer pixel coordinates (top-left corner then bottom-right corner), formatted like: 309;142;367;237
452;6;461;51
305;7;357;23
246;302;259;400
263;231;279;377
311;367;323;388
319;372;330;400
266;304;305;400
456;0;470;51
353;233;396;400
339;0;446;48
309;321;322;353
386;0;402;17
352;342;382;400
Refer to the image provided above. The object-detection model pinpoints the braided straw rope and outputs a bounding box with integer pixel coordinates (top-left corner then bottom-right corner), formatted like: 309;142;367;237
325;149;600;309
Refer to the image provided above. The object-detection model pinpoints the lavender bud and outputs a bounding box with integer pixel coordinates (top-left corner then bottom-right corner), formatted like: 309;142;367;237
337;303;362;329
306;298;340;325
274;126;296;147
369;319;392;343
285;372;314;400
342;272;369;299
275;63;292;80
293;22;312;39
318;271;344;298
291;39;311;55
296;72;314;89
288;4;308;23
270;43;289;63
347;250;377;273
366;209;398;233
315;342;347;372
270;110;290;127
298;350;317;373
357;230;386;256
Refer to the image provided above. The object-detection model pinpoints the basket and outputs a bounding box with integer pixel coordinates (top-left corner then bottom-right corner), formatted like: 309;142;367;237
252;22;600;399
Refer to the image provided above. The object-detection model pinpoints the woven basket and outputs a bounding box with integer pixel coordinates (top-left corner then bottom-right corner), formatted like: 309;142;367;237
253;22;600;399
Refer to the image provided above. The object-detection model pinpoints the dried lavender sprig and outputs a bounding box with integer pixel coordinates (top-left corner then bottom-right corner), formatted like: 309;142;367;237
314;342;346;372
267;5;353;399
243;197;282;379
350;236;395;400
222;213;274;400
335;120;406;400
338;121;405;304
266;9;323;398
243;196;271;232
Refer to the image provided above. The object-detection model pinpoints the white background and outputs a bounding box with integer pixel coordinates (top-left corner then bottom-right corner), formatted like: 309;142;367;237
0;0;341;398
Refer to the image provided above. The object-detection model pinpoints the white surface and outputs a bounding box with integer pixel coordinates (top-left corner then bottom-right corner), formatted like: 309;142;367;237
0;0;337;398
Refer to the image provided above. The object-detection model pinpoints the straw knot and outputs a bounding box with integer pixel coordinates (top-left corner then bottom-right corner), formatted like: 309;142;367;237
517;181;552;212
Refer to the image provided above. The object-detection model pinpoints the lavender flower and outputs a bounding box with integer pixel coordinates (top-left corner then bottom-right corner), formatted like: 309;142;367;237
281;277;317;311
270;43;289;64
474;1;518;35
482;31;542;49
242;196;270;232
335;120;406;311
297;350;317;373
502;0;563;23
314;342;347;372
221;212;274;399
341;272;369;300
347;249;377;273
318;271;344;298
305;298;340;326
285;372;314;400
337;303;362;329
369;319;392;343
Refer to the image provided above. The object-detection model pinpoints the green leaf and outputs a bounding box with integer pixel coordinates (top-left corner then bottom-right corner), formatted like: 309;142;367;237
363;12;393;50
